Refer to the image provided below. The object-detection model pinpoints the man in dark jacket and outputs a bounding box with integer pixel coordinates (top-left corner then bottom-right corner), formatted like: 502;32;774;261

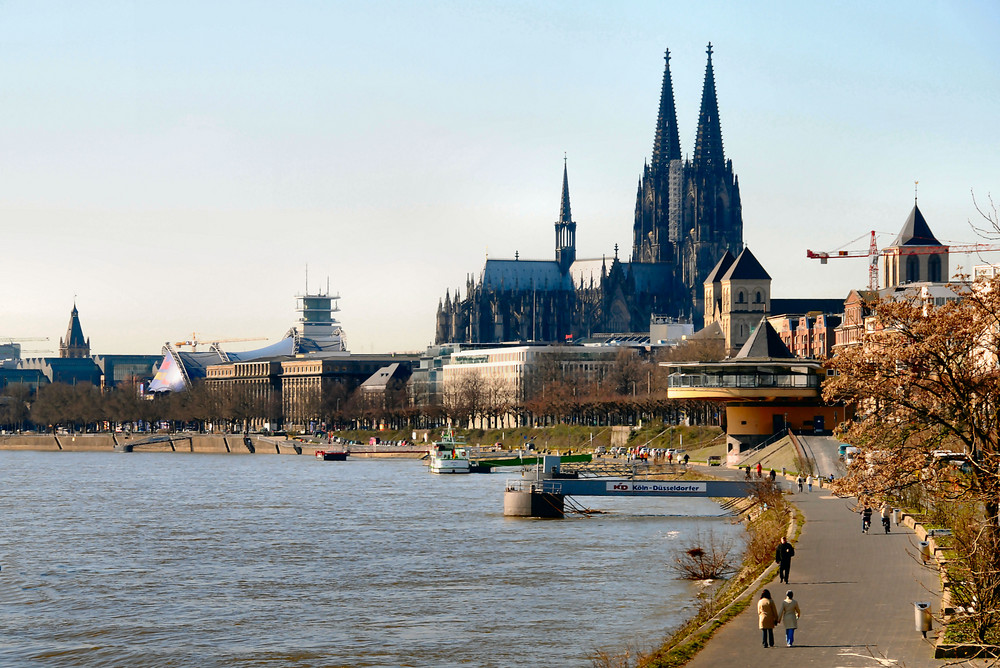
775;536;795;584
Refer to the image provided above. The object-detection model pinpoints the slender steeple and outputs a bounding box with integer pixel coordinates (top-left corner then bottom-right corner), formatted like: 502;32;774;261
693;43;725;172
651;49;682;174
559;155;572;222
555;155;577;272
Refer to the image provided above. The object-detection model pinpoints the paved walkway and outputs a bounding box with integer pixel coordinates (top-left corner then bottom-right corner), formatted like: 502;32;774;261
686;483;944;668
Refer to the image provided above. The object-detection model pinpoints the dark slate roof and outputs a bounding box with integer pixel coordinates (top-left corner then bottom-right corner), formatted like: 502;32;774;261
480;259;573;291
891;204;943;247
722;247;770;281
734;318;795;359
704;250;736;285
64;304;87;347
770;298;844;316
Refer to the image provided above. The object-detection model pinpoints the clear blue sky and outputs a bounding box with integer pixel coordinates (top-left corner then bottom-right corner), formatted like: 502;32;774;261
3;1;999;354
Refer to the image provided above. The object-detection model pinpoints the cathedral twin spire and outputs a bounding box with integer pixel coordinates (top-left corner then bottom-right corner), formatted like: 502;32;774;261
693;43;725;172
651;49;682;174
653;43;726;173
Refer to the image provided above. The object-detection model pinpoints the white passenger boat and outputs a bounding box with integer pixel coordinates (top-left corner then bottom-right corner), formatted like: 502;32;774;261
428;429;471;474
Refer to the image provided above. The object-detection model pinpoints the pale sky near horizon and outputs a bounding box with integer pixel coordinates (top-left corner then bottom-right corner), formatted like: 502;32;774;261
3;1;1000;356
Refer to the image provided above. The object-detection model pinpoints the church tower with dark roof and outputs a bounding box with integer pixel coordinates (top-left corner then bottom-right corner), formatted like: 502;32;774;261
59;303;90;359
880;203;949;288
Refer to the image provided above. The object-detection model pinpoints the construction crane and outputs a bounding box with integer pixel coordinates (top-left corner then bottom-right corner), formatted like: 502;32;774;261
807;231;882;290
807;232;1000;291
0;336;49;345
173;334;266;352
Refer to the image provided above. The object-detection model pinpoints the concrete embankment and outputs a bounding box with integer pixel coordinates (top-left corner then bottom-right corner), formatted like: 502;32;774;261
0;434;430;457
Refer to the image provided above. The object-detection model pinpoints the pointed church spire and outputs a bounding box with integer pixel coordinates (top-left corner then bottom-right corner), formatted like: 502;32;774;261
559;153;572;223
555;156;577;272
651;48;682;174
693;43;725;172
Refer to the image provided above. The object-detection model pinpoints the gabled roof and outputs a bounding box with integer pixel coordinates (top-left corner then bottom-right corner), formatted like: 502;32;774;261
704;250;736;285
734;318;794;359
890;204;943;247
722;247;770;281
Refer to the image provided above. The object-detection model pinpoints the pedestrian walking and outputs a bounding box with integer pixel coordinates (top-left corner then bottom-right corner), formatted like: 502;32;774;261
796;474;804;492
778;590;801;647
806;474;813;492
758;589;779;648
769;468;776;482
775;536;795;583
756;462;763;478
745;466;752;480
683;453;689;466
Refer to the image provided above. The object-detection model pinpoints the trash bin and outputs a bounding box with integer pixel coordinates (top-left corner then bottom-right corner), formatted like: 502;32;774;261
893;508;901;525
918;541;931;563
914;602;932;636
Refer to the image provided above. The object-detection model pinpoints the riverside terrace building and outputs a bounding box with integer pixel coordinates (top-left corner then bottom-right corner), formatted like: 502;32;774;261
665;317;848;455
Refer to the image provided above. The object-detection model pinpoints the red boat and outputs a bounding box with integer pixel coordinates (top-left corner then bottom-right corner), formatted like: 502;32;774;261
315;450;349;461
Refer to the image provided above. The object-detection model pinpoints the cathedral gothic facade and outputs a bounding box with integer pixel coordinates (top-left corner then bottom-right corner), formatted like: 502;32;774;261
436;45;743;345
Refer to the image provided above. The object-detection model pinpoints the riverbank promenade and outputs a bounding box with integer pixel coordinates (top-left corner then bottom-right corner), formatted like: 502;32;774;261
687;482;945;668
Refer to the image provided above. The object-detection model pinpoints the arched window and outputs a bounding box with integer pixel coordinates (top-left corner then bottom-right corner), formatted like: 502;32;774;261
928;254;942;283
737;290;745;304
755;290;763;304
906;255;920;283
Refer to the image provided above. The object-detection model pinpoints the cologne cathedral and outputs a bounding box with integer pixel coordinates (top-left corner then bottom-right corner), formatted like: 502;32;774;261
435;45;743;344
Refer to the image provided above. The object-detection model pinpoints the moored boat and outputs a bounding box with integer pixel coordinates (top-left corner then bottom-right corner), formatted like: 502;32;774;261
428;429;471;474
315;450;349;461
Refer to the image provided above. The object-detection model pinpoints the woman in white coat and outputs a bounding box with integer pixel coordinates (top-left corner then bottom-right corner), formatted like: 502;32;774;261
778;590;801;647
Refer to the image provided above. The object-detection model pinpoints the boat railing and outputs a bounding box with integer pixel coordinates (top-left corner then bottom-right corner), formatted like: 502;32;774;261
505;479;563;495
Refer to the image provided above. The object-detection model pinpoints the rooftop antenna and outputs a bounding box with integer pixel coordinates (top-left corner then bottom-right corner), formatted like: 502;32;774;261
327;276;330;296
305;264;309;294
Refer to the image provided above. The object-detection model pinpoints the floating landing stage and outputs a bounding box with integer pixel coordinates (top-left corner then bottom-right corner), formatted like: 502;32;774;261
503;456;754;518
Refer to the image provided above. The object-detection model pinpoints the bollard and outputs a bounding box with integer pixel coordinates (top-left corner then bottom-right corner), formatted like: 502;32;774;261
914;602;932;637
893;508;901;525
919;541;931;563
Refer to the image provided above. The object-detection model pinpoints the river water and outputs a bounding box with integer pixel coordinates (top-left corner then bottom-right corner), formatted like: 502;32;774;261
0;452;741;667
